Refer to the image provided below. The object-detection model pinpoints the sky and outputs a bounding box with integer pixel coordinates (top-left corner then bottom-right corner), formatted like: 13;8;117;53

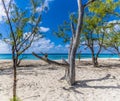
0;0;78;53
0;0;119;54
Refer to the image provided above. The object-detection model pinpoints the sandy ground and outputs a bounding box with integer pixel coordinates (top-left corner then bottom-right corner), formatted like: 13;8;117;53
0;59;120;101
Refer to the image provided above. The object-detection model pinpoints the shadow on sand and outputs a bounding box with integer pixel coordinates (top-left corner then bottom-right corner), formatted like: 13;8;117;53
77;60;120;69
63;74;120;94
0;63;58;75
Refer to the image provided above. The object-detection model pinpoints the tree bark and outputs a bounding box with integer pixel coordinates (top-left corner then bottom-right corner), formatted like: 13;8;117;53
12;46;17;100
66;0;84;85
32;52;69;67
2;1;17;100
91;47;98;67
92;56;98;67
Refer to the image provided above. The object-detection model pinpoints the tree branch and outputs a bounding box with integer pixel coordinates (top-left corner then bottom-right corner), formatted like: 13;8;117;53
84;0;96;8
8;0;13;12
2;0;17;50
32;52;69;67
17;14;41;51
71;22;76;39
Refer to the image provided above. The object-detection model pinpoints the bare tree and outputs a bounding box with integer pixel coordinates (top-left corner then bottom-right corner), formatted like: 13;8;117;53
66;0;96;85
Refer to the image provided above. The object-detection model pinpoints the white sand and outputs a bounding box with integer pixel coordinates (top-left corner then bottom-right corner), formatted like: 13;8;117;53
0;59;120;101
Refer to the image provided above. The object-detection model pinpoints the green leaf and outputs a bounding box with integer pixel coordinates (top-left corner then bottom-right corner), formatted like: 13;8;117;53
22;18;29;23
17;28;23;38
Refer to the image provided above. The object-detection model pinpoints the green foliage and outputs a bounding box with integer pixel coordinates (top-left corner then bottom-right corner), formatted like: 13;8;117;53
103;23;120;48
10;96;21;101
81;0;120;46
16;28;23;38
88;0;118;16
3;0;43;55
69;13;78;24
1;1;44;101
53;0;120;53
54;21;71;43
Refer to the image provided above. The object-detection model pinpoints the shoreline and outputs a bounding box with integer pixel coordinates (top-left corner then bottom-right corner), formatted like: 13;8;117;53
0;57;119;61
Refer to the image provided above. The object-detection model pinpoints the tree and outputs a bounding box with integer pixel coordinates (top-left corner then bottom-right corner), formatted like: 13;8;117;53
2;0;44;100
81;0;120;67
33;0;96;86
33;0;120;85
82;30;105;67
3;0;43;66
55;0;120;84
55;0;97;85
103;21;120;59
54;0;96;85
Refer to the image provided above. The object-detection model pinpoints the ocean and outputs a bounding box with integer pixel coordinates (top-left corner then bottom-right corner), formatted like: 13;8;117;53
0;53;119;60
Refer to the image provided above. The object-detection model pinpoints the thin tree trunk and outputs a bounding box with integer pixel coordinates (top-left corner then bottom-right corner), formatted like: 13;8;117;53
13;59;17;100
12;46;17;100
95;57;98;66
91;47;98;67
2;1;17;100
92;56;98;67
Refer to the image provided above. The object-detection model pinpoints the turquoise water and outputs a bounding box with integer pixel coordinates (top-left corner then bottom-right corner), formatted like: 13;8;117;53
0;54;119;60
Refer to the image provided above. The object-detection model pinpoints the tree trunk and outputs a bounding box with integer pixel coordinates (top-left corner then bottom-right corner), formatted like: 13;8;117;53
95;57;98;66
16;54;21;67
12;46;17;100
92;56;98;67
68;38;73;63
13;58;17;100
65;0;84;85
91;47;98;67
68;45;77;85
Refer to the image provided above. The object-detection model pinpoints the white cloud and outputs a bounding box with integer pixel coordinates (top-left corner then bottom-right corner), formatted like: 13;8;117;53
0;40;10;53
114;24;120;32
43;0;54;8
39;27;50;32
36;0;54;12
108;20;120;24
106;20;120;33
27;38;68;53
27;38;54;53
53;44;68;53
0;37;68;54
23;32;42;40
65;44;69;48
0;0;11;21
0;0;54;21
36;7;43;13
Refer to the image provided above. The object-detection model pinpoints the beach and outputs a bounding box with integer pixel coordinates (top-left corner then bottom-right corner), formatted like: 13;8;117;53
0;59;120;101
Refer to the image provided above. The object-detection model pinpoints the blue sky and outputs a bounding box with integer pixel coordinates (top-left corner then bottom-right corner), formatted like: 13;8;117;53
0;0;119;54
41;0;77;44
0;0;79;53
